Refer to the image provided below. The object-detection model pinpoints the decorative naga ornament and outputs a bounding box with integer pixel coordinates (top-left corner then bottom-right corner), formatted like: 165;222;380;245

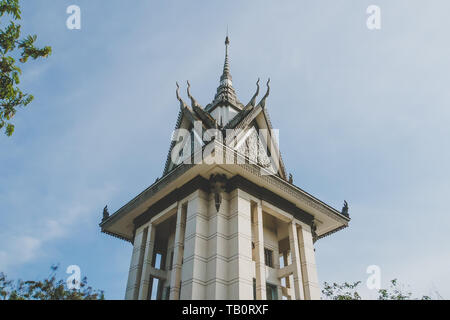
175;82;189;110
311;221;318;244
342;200;349;216
102;205;109;222
209;174;227;212
246;78;260;108
257;78;270;109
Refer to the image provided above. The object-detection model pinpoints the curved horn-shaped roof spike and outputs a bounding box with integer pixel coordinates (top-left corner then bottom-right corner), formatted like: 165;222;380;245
176;82;181;100
246;78;260;108
186;80;191;97
258;78;270;108
187;80;216;128
186;80;202;109
176;82;189;109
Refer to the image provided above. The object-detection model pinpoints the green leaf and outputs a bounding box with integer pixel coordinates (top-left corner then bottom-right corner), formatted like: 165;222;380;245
0;0;52;136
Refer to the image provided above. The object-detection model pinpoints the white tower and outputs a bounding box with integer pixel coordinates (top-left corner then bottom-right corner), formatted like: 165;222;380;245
100;37;350;300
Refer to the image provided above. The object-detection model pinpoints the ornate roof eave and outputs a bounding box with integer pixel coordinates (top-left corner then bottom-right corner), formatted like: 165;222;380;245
101;148;349;242
100;228;132;243
317;224;349;240
163;108;183;175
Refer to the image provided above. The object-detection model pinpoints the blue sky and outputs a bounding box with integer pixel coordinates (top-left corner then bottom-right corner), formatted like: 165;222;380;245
1;0;449;299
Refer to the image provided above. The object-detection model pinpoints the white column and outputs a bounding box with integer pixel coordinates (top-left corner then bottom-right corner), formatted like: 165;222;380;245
180;191;209;300
275;249;283;300
253;202;267;300
205;192;229;299
138;223;155;300
169;203;186;300
288;220;305;300
298;224;321;300
125;227;147;300
228;189;253;299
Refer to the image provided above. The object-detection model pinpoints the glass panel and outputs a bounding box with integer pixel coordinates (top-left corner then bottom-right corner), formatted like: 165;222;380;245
154;253;162;270
266;284;273;300
150;278;159;300
264;249;273;267
266;284;278;300
272;285;278;300
163;286;170;300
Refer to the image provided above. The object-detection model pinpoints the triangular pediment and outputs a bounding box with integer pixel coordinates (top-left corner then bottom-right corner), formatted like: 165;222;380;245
163;108;205;175
224;105;288;180
163;101;288;181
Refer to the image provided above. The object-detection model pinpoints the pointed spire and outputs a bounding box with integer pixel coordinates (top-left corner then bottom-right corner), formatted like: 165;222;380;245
212;34;240;107
222;35;231;81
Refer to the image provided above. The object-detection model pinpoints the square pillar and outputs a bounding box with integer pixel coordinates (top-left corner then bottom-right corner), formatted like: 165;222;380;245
138;223;155;299
228;189;253;299
288;220;305;300
298;225;321;300
205;192;229;299
180;191;209;300
275;250;283;300
253;202;267;300
169;203;187;300
125;227;148;300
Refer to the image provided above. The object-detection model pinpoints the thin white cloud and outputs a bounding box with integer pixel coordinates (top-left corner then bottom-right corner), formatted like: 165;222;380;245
0;184;117;273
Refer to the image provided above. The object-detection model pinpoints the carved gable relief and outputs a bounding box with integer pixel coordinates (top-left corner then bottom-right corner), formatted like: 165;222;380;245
237;126;272;169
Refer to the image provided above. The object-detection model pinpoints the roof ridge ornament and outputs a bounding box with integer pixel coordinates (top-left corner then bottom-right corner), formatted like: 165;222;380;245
176;82;189;110
187;80;218;129
102;205;109;222
186;80;203;109
246;78;260;108
257;78;270;108
341;200;349;217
